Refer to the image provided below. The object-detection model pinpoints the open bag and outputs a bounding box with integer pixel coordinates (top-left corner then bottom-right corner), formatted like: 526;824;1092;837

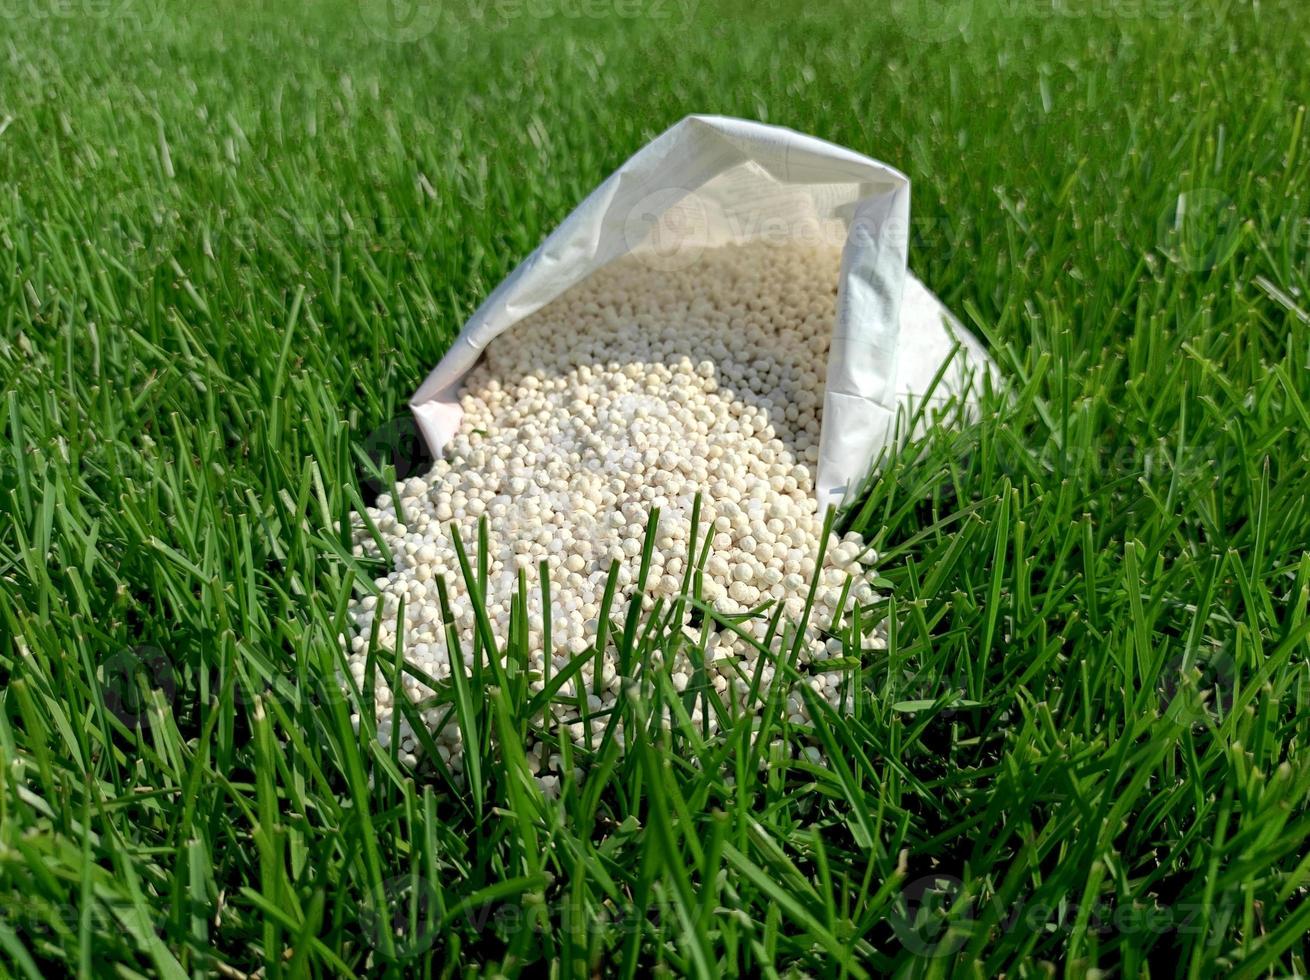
411;115;993;511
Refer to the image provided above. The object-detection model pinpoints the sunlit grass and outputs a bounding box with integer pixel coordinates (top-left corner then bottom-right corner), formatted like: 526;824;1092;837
0;0;1308;975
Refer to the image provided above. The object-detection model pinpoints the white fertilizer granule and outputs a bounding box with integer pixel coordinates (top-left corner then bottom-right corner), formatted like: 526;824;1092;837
347;242;886;785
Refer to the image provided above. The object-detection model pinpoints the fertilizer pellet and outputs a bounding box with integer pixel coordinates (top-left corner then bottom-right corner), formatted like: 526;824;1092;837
347;242;886;782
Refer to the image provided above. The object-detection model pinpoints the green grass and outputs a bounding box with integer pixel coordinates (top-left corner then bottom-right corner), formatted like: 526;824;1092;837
1;0;1308;975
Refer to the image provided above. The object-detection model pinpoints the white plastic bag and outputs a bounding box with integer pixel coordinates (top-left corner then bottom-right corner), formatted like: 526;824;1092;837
411;114;992;512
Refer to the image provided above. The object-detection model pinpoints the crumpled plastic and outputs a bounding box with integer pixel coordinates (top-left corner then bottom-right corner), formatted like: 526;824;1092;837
412;114;993;511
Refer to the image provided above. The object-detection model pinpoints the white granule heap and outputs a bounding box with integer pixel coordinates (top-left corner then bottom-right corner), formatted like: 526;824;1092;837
347;242;885;789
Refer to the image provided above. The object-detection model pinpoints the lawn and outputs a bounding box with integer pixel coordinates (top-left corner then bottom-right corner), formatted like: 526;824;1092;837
1;0;1308;975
